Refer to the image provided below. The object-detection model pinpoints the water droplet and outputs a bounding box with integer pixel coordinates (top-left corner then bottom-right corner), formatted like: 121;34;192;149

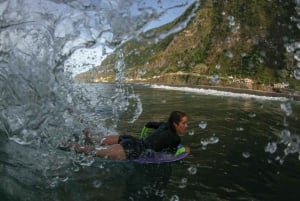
242;152;251;158
236;127;244;131
225;51;234;58
294;50;300;61
179;177;188;188
170;195;180;201
294;68;300;80
188;130;195;136
248;113;256;118
201;136;219;146
49;177;59;188
294;42;300;49
188;166;197;175
209;74;220;85
285;43;295;52
296;6;300;15
61;177;69;182
280;102;293;116
72;166;80;172
198;121;207;129
93;180;102;188
265;142;277;154
283;116;289;127
227;15;235;26
138;69;147;76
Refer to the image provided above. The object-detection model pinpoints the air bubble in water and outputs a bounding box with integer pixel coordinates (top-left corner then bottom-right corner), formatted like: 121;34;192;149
188;166;197;175
198;121;207;129
265;142;277;154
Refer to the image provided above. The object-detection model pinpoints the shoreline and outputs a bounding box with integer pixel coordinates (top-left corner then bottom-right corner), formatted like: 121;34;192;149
131;81;300;101
184;84;300;101
87;80;300;101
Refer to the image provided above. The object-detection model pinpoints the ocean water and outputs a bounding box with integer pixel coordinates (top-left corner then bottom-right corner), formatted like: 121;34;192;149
1;0;300;200
3;83;299;201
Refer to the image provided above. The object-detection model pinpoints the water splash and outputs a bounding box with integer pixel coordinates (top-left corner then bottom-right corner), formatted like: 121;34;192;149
111;51;143;125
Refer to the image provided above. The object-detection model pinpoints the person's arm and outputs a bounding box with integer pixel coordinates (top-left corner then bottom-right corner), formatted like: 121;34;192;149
184;146;190;153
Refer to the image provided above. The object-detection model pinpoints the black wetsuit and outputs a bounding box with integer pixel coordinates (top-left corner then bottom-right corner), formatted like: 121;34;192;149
119;122;181;159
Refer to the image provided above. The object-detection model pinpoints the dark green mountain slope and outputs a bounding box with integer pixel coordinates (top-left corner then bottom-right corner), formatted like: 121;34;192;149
76;0;300;93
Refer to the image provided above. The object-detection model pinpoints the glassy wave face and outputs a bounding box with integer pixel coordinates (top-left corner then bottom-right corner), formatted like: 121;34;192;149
0;0;195;195
0;0;195;144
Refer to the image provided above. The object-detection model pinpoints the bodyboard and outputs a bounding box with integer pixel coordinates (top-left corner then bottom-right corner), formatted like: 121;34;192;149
132;150;189;164
135;124;189;164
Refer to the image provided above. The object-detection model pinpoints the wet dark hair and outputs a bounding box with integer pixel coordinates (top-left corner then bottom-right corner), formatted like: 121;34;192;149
168;111;187;131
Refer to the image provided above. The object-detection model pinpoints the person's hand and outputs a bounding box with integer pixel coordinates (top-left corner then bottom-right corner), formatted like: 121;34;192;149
184;146;191;153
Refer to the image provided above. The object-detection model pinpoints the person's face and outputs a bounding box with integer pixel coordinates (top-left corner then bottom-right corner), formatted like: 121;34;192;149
174;116;188;135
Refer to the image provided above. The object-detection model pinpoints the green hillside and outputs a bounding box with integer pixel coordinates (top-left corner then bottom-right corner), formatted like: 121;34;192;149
75;0;300;92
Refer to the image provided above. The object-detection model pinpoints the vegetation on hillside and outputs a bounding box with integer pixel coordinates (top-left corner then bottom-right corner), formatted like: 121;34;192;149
75;0;300;92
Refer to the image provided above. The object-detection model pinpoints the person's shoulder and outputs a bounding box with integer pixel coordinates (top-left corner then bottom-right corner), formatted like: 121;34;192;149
145;122;165;129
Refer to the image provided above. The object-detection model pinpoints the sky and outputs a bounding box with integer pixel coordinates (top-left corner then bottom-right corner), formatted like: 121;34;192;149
64;0;196;76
